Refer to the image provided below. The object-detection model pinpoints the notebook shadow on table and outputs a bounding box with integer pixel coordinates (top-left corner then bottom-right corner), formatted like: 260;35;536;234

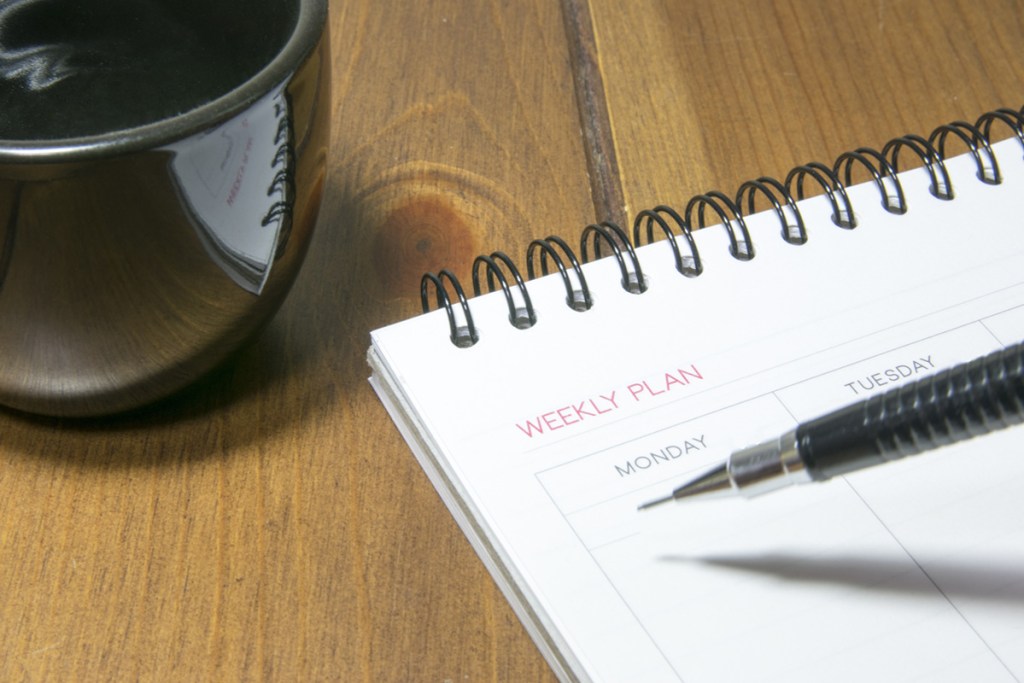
660;553;1024;605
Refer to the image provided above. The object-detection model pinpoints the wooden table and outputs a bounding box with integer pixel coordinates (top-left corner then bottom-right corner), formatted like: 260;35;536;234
3;1;1023;680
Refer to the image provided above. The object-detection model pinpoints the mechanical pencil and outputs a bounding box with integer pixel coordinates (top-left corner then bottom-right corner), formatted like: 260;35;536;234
639;340;1024;509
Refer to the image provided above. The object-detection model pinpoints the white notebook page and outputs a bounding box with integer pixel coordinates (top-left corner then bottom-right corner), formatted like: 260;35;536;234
369;138;1024;682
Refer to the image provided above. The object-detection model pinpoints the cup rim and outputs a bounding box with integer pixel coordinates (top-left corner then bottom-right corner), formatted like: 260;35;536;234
0;0;327;163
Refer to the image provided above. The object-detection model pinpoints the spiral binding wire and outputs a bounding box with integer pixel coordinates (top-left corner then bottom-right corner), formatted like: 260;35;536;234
472;251;536;329
526;235;593;311
421;105;1024;347
633;205;702;277
263;88;295;259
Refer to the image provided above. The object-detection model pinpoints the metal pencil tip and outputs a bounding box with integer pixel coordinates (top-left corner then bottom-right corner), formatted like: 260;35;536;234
637;462;737;513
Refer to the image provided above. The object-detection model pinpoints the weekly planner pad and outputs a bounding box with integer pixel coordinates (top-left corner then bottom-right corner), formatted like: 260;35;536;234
369;118;1024;682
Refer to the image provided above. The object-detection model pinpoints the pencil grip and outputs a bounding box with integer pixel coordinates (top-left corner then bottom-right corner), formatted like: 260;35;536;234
797;340;1024;480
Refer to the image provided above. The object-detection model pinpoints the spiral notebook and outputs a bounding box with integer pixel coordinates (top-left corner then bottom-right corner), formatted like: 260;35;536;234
368;109;1024;683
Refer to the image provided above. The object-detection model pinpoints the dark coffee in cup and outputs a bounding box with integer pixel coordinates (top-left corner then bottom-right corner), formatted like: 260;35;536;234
0;0;297;140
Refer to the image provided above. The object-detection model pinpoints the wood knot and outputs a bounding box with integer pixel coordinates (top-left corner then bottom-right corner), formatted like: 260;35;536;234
372;195;479;297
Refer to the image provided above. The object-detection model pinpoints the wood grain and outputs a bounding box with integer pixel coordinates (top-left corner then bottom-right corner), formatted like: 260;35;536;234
589;0;1024;218
2;1;1023;681
0;1;588;681
561;0;627;226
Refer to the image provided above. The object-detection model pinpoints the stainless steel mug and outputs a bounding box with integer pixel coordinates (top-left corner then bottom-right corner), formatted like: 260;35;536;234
0;0;330;416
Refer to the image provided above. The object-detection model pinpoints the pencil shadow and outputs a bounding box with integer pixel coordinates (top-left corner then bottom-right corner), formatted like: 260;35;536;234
660;552;1024;605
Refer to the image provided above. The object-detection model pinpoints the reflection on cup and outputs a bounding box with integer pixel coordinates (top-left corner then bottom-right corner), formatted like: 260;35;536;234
167;84;295;295
0;0;330;417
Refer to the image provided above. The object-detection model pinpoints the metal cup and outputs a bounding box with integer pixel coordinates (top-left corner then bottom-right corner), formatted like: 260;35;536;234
0;0;330;416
